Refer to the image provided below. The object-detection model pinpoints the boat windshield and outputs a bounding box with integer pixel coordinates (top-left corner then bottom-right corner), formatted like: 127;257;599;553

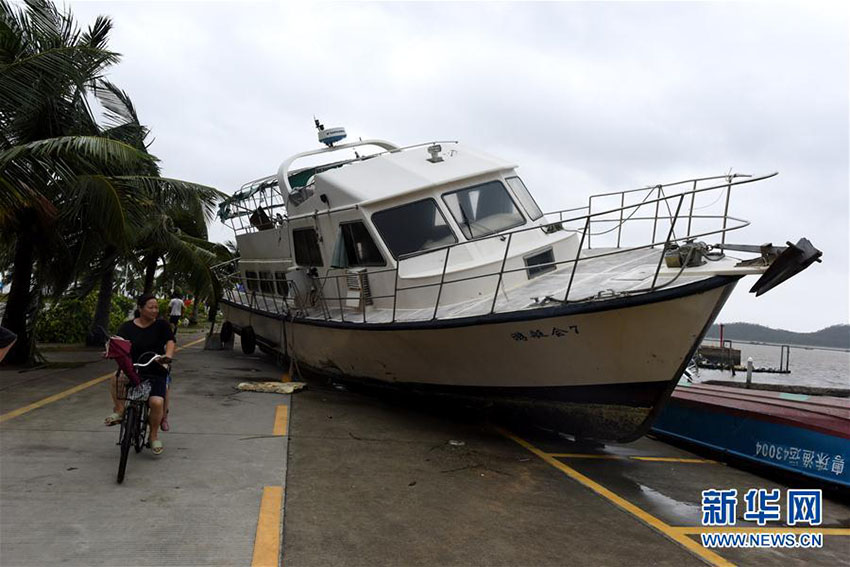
442;181;525;240
506;176;544;221
372;199;457;259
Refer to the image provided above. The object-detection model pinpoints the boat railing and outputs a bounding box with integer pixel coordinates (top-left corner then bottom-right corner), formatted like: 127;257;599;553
218;175;286;235
219;172;776;324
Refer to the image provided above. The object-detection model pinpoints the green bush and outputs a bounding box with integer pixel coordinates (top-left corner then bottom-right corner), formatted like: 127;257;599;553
158;298;170;318
36;292;139;343
113;295;135;329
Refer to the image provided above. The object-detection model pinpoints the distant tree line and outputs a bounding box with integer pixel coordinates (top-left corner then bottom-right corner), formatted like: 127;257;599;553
1;0;232;364
706;323;850;350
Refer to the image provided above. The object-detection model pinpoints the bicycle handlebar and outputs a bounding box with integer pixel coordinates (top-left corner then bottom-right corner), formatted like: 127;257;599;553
133;352;172;369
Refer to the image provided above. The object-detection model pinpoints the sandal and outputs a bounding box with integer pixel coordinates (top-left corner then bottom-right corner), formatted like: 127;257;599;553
151;440;164;455
104;412;123;426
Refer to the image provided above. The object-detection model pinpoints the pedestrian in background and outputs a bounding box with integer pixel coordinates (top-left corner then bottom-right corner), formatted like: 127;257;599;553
168;293;184;334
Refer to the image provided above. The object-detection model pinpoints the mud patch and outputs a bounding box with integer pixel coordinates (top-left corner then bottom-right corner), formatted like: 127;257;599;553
235;381;307;394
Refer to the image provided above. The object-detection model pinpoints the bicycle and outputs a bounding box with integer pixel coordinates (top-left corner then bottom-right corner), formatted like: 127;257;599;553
114;352;166;484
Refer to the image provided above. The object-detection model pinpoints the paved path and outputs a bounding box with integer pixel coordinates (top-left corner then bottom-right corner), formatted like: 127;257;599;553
1;332;848;566
1;331;289;566
282;384;850;567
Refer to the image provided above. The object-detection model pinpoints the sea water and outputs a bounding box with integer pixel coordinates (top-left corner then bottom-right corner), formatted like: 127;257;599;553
695;339;850;391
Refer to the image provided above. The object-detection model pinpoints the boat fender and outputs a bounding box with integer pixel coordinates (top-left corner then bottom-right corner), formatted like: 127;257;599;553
220;321;234;344
241;326;256;355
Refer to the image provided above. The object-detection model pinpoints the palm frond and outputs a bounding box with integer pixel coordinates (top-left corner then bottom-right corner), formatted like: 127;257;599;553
0;135;154;173
110;175;225;220
80;14;112;53
93;79;143;134
66;175;129;247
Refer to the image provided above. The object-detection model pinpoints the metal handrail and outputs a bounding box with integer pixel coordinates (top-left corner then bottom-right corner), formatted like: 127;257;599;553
390;172;775;261
220;171;775;324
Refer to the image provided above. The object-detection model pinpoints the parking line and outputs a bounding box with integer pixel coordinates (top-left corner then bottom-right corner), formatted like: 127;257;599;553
498;427;734;567
549;453;715;464
674;527;850;536
252;485;283;567
548;453;620;459
0;336;207;424
0;372;115;424
631;456;716;464
273;405;288;436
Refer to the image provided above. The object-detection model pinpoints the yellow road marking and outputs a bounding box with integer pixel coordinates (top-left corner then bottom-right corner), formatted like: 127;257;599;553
549;453;621;459
178;337;207;350
674;527;850;535
273;405;288;436
0;372;114;424
549;453;715;464
632;456;716;464
252;486;283;567
0;336;206;424
498;427;734;567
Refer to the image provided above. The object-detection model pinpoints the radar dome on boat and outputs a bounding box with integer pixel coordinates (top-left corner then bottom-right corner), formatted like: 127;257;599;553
318;126;347;147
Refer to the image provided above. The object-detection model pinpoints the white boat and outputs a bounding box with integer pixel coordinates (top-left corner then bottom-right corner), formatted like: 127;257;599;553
215;122;821;441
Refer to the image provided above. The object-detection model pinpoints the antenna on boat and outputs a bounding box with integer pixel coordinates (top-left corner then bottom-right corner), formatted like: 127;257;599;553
314;116;347;147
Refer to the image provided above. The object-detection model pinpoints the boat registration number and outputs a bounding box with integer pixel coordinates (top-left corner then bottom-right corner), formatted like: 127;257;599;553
510;325;579;341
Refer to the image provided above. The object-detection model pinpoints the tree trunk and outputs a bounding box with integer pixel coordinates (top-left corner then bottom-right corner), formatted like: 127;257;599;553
189;294;199;324
1;224;35;365
206;297;219;338
86;259;116;346
142;253;158;294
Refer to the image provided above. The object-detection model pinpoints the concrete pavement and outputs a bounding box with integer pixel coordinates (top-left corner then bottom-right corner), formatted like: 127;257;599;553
1;330;289;566
1;331;848;566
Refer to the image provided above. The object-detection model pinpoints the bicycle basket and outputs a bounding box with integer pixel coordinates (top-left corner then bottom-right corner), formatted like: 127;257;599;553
126;380;152;402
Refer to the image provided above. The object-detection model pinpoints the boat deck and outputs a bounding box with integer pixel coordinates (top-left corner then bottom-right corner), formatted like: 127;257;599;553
231;247;747;324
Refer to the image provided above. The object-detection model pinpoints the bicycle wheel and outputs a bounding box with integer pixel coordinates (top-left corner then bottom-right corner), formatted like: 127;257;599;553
117;405;136;484
134;403;148;453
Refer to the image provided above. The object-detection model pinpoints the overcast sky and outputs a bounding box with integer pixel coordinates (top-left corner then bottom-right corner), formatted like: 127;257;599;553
67;1;849;332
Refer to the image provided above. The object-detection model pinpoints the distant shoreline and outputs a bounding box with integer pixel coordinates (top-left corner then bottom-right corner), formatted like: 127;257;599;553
705;322;849;350
702;338;850;353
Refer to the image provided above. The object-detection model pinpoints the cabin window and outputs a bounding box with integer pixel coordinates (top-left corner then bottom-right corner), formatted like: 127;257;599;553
442;180;525;239
258;271;274;294
525;248;556;278
506;176;544;221
372;199;457;259
245;271;259;292
331;221;386;268
293;227;324;266
274;271;289;296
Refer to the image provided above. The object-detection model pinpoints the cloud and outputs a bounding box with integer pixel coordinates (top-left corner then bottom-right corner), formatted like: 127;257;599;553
68;1;849;331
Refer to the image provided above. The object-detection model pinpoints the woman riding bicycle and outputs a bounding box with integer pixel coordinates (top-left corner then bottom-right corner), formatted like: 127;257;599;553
105;294;175;455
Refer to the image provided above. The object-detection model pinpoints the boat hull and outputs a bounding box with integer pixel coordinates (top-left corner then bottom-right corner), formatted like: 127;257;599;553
652;384;850;488
222;276;739;441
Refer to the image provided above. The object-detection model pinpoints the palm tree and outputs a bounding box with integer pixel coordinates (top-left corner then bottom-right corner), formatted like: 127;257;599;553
1;1;228;362
1;0;155;363
81;81;226;346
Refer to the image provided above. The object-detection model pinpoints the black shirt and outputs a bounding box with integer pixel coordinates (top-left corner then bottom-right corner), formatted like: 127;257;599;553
116;318;175;378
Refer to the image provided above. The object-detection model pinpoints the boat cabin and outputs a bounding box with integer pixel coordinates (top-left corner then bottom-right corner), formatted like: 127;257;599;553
219;133;578;321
